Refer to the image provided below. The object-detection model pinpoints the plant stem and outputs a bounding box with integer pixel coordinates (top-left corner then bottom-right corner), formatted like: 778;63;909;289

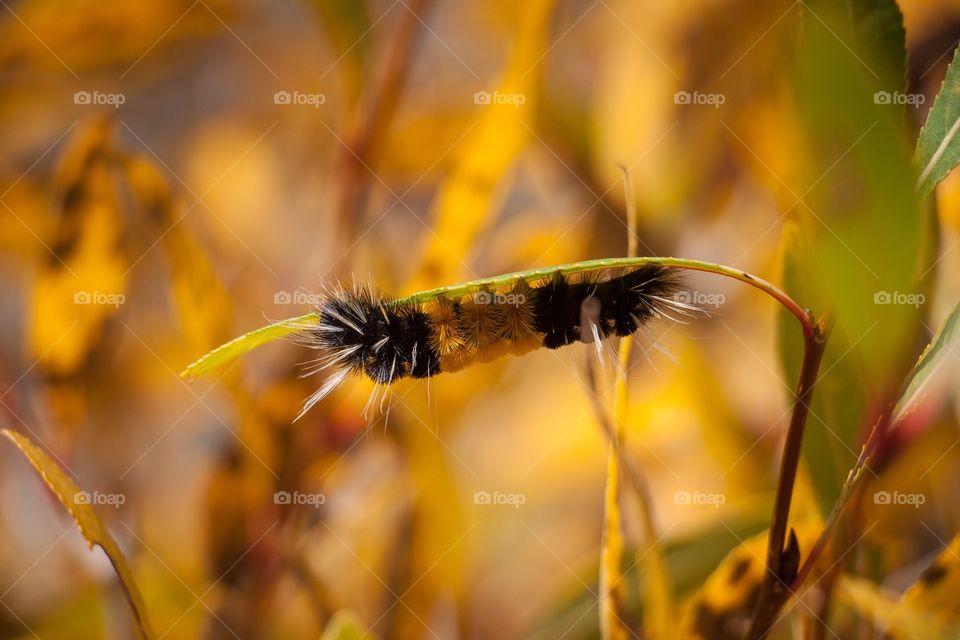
598;168;650;640
790;424;879;590
334;0;431;235
655;259;815;338
747;321;829;638
599;351;630;640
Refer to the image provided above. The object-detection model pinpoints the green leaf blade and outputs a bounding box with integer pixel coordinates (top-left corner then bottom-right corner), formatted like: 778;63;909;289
780;0;924;513
892;299;960;425
180;312;319;380
916;46;960;198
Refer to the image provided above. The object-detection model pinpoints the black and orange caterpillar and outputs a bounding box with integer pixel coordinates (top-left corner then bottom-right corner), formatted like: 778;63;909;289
301;265;688;415
181;258;719;417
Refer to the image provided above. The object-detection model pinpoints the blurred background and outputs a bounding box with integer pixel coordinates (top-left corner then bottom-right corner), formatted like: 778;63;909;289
2;0;960;638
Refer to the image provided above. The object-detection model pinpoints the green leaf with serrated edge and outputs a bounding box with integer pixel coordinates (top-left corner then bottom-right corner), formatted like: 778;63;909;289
916;45;960;198
2;429;154;639
779;1;924;514
892;299;960;425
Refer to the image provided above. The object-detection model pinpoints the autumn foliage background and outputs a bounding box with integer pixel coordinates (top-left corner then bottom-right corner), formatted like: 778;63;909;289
2;1;960;638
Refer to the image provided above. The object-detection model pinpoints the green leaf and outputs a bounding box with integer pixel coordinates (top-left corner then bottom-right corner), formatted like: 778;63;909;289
892;299;960;425
779;222;870;512
779;0;924;513
847;0;907;93
916;46;960;198
179;312;318;380
408;0;555;293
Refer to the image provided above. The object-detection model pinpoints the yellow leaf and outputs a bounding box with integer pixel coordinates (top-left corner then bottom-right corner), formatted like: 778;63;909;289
681;522;821;639
599;438;629;640
123;153;233;354
408;0;555;290
29;119;127;377
320;610;376;640
839;575;957;639
1;429;154;640
902;532;960;618
0;0;223;72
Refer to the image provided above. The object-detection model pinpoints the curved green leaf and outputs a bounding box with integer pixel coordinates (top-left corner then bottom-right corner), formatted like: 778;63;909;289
892;299;960;425
779;0;923;513
180;312;318;380
916;46;960;198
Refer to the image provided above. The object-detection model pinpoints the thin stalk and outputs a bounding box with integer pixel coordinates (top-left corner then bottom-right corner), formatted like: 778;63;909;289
747;321;829;639
791;425;879;590
584;362;657;517
599;392;630;640
597;176;637;640
598;169;669;639
656;259;813;338
334;0;432;233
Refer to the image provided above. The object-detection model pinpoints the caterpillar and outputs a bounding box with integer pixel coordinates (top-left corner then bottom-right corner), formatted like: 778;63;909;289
295;264;691;418
181;257;745;419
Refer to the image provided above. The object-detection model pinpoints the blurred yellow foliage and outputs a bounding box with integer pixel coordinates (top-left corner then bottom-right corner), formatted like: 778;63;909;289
2;1;960;639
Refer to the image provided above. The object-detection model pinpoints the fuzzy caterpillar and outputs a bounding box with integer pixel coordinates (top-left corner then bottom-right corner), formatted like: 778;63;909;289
296;265;689;417
182;257;774;417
